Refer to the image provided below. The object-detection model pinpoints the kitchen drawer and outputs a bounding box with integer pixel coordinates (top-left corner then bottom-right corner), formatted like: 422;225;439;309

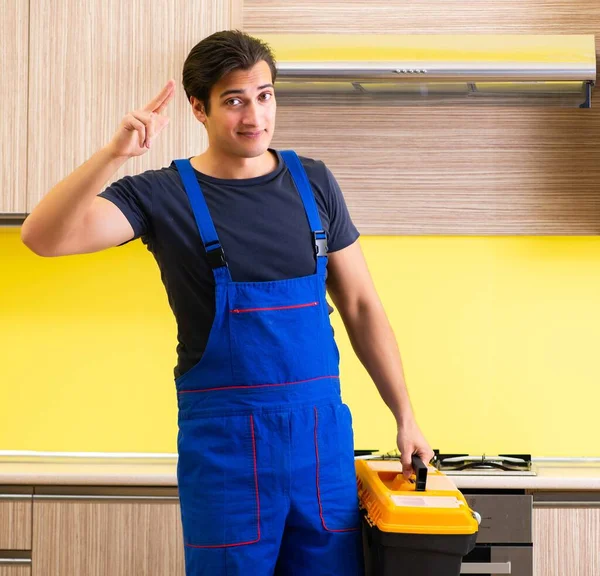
464;494;532;544
461;546;532;575
0;488;33;550
0;559;31;576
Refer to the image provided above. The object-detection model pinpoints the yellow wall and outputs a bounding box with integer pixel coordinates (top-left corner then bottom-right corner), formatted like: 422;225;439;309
2;228;599;456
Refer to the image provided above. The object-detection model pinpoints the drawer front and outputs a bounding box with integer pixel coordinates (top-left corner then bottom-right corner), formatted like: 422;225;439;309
0;496;33;550
464;495;532;544
0;560;31;576
461;546;533;576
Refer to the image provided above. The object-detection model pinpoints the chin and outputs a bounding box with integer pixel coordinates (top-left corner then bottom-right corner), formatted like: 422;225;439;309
238;143;271;159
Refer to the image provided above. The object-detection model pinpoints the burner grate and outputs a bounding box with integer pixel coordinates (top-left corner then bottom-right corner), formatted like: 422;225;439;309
433;450;532;472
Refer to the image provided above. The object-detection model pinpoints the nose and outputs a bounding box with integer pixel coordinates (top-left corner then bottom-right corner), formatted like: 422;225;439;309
241;101;260;127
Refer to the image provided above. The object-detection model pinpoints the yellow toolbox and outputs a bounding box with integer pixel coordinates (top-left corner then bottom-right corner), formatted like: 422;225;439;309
356;455;479;576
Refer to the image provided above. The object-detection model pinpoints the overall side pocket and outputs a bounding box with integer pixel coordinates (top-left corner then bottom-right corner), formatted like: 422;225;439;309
314;404;361;532
177;414;261;547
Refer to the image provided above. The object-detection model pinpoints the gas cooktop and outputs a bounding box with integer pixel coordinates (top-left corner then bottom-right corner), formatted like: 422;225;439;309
433;451;537;476
353;450;537;476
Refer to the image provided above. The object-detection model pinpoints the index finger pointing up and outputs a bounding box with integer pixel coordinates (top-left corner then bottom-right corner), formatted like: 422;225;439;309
144;79;176;113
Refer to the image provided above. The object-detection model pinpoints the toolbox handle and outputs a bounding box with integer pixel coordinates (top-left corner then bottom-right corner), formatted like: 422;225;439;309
411;455;428;491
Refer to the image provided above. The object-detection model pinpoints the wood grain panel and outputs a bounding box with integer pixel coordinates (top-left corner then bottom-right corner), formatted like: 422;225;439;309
0;567;30;576
0;0;28;213
246;0;600;234
245;1;600;41
27;0;242;211
534;507;600;575
32;498;184;576
0;497;32;550
272;106;600;234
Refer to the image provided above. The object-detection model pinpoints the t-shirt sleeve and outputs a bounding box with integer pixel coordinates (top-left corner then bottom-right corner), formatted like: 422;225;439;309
98;172;153;244
324;166;360;253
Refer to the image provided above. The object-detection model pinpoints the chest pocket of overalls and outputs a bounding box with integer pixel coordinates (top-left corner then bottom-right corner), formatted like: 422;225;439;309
228;280;328;385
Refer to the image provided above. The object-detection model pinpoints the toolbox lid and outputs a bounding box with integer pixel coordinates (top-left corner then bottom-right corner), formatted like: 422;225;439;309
356;459;479;536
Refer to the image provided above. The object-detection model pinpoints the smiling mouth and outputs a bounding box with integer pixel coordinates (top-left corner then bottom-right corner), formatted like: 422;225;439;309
238;130;264;138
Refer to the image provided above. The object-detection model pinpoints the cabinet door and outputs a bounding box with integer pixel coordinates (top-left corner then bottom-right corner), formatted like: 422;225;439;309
0;0;28;213
0;492;33;550
26;0;240;213
534;504;600;576
32;491;185;576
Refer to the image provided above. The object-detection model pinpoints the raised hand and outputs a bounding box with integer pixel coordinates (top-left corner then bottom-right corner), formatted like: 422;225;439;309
107;79;175;159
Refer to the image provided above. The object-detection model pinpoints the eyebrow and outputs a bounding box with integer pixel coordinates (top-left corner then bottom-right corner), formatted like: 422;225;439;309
219;84;274;98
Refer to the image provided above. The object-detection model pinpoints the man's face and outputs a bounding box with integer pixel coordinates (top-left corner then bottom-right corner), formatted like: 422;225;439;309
195;60;276;159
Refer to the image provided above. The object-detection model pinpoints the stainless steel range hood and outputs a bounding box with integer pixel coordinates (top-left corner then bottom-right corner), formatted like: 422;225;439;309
260;35;596;107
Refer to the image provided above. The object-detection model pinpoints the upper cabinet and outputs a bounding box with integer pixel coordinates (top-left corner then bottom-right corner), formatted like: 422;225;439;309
26;0;243;213
1;0;29;214
3;0;600;235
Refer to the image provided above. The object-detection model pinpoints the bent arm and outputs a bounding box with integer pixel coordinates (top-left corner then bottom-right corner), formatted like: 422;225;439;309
326;240;413;423
326;240;434;472
21;147;134;257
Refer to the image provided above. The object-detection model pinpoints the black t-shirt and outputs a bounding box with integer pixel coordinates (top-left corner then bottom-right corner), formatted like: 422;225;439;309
99;149;360;378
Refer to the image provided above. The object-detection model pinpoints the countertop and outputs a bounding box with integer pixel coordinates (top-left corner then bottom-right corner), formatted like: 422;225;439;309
1;456;600;490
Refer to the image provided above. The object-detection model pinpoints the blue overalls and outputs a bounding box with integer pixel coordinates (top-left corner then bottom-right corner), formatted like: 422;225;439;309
173;152;364;576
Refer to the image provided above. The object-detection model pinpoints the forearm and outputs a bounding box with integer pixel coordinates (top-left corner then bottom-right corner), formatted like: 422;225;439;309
342;299;415;425
21;146;128;252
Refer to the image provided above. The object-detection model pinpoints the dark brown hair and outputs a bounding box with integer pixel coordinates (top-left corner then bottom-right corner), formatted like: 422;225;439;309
182;30;277;115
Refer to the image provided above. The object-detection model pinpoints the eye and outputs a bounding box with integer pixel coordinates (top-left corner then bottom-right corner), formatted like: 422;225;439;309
225;98;242;106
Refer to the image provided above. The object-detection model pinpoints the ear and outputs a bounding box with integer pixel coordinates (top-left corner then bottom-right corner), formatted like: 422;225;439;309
190;96;208;124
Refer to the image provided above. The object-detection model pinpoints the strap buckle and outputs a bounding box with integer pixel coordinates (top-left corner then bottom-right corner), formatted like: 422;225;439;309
313;230;328;257
205;242;227;269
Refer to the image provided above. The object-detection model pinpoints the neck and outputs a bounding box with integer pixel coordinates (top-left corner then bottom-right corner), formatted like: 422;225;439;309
190;148;277;179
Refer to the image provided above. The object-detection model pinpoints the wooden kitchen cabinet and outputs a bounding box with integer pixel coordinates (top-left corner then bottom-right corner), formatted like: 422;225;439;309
25;0;241;214
0;566;31;576
31;487;185;576
0;0;28;213
0;0;240;215
533;493;600;576
0;489;33;550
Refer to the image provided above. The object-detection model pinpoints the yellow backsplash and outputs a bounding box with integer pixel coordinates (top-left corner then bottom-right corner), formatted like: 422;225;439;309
2;228;599;457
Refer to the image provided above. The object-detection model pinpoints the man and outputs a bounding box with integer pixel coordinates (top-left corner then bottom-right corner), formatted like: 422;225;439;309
22;30;433;576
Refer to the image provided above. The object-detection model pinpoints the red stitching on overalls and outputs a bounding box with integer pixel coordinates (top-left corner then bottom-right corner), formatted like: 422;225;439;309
230;301;318;313
184;415;261;548
178;375;339;394
313;407;360;533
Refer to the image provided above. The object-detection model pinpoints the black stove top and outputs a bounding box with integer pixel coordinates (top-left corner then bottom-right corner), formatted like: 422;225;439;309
434;450;533;472
353;449;536;475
